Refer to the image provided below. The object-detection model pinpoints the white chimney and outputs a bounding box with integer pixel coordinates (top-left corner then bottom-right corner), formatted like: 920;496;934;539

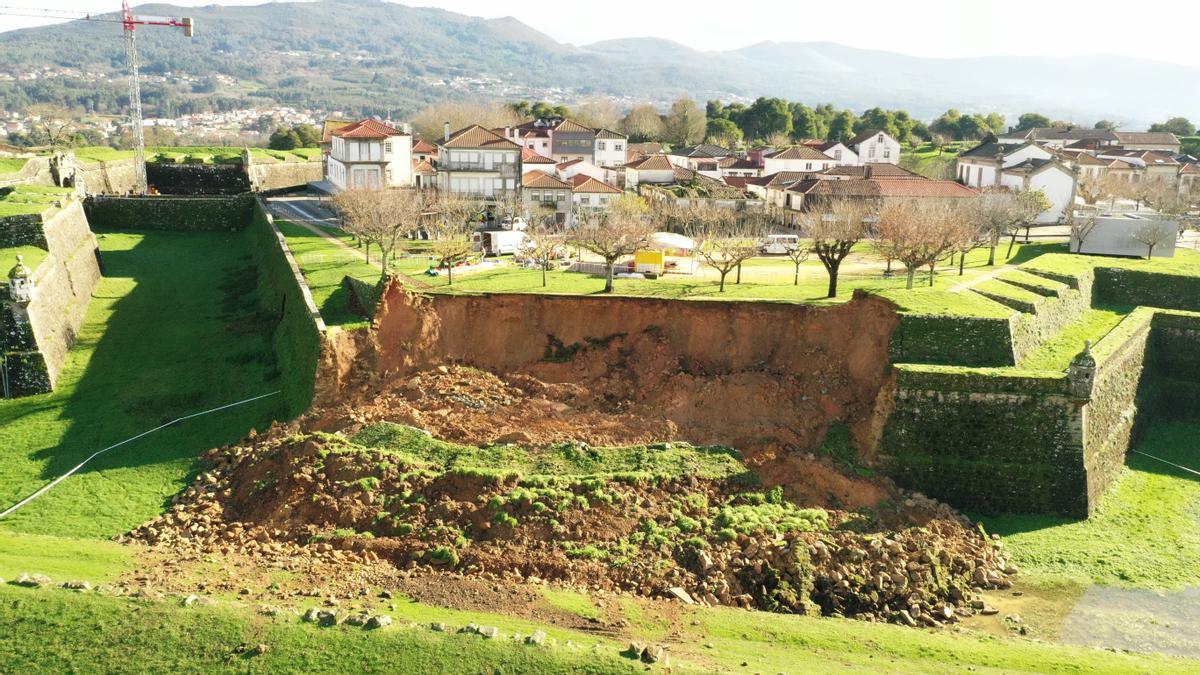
444;121;451;142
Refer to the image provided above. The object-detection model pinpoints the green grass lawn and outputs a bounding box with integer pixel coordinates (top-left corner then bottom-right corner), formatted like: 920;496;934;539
0;244;50;275
0;156;30;174
1018;305;1133;371
275;219;382;326
2;582;1195;674
0;184;74;217
984;420;1200;589
0;229;286;539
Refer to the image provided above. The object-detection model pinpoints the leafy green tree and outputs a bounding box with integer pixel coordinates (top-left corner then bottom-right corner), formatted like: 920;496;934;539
1094;119;1119;131
705;117;743;146
741;97;792;141
1015;113;1050;131
857;107;897;138
663;96;706;147
1149;117;1196;136
827;110;856;142
620;104;665;142
930;109;962;138
955;115;988;140
983;113;1006;134
269;127;301;150
789;103;819;140
294;124;321;147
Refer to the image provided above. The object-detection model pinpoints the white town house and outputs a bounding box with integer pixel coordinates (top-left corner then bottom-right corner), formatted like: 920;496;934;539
326;119;413;190
847;130;901;165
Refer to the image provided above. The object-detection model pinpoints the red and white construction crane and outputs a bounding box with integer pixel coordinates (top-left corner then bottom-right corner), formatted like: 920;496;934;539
0;2;194;193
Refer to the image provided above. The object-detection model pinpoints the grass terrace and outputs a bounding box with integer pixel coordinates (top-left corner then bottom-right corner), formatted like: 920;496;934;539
0;184;74;217
0;156;30;174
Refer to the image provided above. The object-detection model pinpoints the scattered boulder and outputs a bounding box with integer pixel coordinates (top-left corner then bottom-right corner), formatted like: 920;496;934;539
526;630;547;646
478;626;499;639
430;622;447;632
61;580;92;592
14;573;51;587
344;613;370;627
366;615;393;630
666;587;695;605
641;645;667;664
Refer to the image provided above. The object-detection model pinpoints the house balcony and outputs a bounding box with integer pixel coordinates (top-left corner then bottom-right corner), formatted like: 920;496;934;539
440;162;519;176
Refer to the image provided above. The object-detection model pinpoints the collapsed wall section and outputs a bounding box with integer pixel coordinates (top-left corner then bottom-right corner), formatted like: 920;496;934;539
360;285;901;454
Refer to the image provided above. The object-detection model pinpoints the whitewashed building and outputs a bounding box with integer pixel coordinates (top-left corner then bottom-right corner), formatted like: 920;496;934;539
326;119;413;190
437;123;522;199
846;130;901;165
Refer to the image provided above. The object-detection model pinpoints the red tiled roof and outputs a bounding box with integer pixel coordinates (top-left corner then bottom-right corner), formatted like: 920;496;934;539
442;124;521;149
556;158;584;170
626;155;674;171
522;171;573;189
413;140;438;154
722;176;750;189
412;158;436;174
522;148;556;163
571;174;622;194
790;178;976;198
767;145;833;161
332;118;407;139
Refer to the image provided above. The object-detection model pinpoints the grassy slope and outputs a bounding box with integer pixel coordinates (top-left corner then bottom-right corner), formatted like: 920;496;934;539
985;420;1200;589
275;220;382;326
0;157;29;174
0;229;285;539
1;582;1194;674
1018;306;1132;371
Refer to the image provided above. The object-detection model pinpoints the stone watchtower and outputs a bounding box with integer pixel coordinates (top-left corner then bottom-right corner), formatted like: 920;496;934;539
3;255;44;398
1067;340;1097;401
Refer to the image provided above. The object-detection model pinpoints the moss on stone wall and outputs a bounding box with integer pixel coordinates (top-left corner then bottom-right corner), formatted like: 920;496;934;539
0;214;49;248
85;195;255;232
889;314;1016;366
1093;267;1200;312
146;163;250;196
247;201;322;417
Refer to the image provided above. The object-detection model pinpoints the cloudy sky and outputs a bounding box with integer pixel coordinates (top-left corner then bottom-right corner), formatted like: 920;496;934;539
3;0;1198;67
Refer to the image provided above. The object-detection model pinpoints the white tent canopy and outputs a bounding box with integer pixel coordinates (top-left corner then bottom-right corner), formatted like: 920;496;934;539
649;231;694;251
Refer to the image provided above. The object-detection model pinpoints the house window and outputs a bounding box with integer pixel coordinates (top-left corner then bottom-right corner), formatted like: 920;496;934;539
884;150;891;159
615;143;623;151
580;196;591;205
531;191;540;202
598;141;606;151
834;149;841;160
384;142;392;153
556;192;565;202
878;134;884;142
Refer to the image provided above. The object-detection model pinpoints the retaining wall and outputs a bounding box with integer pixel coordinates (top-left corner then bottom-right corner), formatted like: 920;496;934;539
146;163;250;195
249;161;323;192
85;195;255;231
1;200;101;394
75;158;141;195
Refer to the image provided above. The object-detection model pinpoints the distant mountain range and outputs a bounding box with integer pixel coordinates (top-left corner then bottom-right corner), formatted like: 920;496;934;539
0;0;1196;126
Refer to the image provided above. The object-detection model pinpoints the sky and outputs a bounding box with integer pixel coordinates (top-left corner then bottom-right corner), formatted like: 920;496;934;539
2;0;1198;67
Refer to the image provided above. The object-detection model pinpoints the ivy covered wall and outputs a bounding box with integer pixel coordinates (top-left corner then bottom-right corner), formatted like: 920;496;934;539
888;314;1016;367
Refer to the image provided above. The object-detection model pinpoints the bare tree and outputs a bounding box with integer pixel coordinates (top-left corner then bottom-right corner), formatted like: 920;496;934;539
1131;221;1175;259
570;211;655;293
428;192;484;286
1067;210;1099;253
783;235;811;286
620;104;666;143
688;205;758;293
492;189;526;225
573;99;621;131
874;201;960;289
949;202;986;276
27;104;78;147
971;187;1051;264
1077;172;1122;206
798;199;873;298
411;102;522;143
332;188;426;284
523;221;568;287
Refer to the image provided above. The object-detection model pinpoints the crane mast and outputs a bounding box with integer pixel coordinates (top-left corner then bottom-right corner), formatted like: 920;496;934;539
0;3;194;194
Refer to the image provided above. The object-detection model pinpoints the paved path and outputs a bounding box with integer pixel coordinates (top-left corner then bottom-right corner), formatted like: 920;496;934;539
267;196;434;289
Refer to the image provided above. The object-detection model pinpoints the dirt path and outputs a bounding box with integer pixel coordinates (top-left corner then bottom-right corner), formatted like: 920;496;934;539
948;263;1015;293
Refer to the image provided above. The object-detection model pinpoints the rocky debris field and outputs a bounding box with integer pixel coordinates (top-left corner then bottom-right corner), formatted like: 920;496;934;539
126;392;1018;627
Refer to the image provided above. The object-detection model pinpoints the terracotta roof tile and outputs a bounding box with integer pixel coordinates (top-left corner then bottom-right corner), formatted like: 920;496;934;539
522;171;573;190
521;148;556;163
412;158;436;173
766;145;833;161
320;118;354;144
571;174;622;194
332;119;407;139
442;124;521;150
412;140;438;154
626;155;674;171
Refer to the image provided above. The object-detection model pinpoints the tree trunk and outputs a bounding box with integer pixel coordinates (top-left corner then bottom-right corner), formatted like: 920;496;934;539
542;260;548;287
446;263;453;286
905;266;916;289
987;243;997;266
719;271;728;293
794;262;801;286
826;262;840;298
959;252;967;276
364;242;371;264
928;264;936;287
604;262;615;293
736;262;742;284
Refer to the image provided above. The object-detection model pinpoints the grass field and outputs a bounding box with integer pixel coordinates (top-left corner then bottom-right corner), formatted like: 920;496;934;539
985;420;1200;589
0;184;74;217
62;145;320;166
0;156;30;174
0;229;285;539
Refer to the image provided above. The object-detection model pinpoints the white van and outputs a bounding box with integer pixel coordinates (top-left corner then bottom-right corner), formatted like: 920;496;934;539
759;234;801;255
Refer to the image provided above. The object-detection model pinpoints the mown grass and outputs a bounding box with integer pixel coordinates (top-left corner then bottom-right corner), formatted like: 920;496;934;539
0;156;29;174
0;184;73;217
0;229;285;539
0;244;49;275
275;219;382;326
0;586;637;674
1018;305;1133;371
984;420;1200;589
1025;249;1200;279
0;531;132;582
